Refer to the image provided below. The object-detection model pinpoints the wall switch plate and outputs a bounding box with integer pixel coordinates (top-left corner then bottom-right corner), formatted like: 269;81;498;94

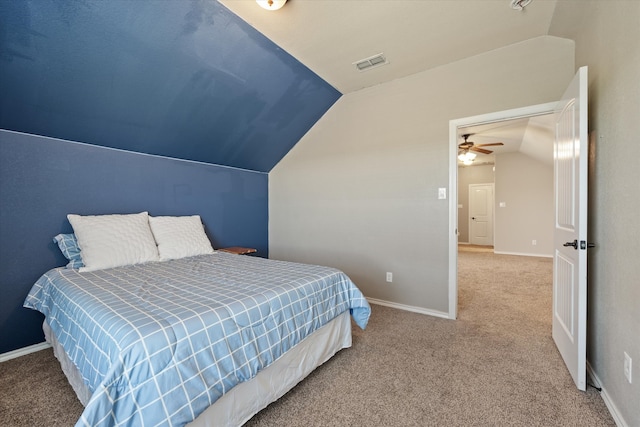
532;240;537;246
499;202;506;208
386;272;393;283
624;352;632;383
438;188;447;199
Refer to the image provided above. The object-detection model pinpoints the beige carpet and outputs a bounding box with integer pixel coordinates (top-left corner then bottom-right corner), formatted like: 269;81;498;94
0;248;615;426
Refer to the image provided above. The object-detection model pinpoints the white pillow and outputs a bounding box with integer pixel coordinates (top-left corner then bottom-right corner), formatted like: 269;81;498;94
149;215;215;261
67;212;159;272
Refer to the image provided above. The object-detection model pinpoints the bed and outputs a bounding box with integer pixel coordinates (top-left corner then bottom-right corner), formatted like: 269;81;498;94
23;212;370;426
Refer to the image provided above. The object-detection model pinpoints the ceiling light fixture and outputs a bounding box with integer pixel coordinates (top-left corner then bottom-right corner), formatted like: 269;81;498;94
510;0;532;11
256;0;287;11
458;151;477;163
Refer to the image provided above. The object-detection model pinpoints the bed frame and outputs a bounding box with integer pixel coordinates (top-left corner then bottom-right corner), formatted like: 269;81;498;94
45;311;352;426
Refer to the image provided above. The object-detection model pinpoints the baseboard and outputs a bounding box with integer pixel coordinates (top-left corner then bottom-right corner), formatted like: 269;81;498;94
493;250;553;258
367;298;451;319
0;342;51;363
587;361;629;427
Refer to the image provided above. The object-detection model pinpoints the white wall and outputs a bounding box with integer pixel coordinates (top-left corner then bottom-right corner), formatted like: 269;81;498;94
494;152;553;256
270;35;574;315
550;2;640;425
457;164;494;243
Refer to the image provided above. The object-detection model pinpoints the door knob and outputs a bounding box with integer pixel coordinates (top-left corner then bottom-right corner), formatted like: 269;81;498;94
471;217;476;220
563;239;578;249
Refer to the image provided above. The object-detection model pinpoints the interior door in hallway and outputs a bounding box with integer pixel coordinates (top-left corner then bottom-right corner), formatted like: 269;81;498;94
552;66;588;391
469;183;494;246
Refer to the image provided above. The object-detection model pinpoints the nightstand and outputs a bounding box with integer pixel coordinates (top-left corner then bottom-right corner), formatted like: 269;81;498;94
218;247;257;255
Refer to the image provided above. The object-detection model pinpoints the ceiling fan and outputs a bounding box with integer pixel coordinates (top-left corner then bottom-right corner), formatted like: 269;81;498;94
458;134;504;155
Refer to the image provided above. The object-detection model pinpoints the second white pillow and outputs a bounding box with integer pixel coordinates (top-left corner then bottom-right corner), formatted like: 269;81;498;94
149;215;215;261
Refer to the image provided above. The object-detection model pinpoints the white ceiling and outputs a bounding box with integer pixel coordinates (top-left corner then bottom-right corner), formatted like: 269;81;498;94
218;0;560;165
458;114;555;167
218;0;558;94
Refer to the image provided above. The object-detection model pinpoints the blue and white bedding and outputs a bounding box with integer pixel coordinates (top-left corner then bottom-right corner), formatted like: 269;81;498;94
24;252;370;427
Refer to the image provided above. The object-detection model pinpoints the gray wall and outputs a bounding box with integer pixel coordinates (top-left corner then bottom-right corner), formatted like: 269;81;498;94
457;164;494;244
494;152;553;257
458;154;553;257
271;3;640;422
550;2;640;425
270;36;574;316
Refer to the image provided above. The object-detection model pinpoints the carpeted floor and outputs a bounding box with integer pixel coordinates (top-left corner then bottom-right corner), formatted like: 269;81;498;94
0;248;615;426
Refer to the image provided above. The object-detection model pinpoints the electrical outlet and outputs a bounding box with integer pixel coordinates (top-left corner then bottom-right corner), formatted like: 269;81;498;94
624;352;632;384
386;272;393;283
532;240;537;246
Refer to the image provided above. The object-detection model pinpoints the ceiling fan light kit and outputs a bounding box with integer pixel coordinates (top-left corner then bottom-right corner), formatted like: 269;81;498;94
458;151;477;163
458;134;504;165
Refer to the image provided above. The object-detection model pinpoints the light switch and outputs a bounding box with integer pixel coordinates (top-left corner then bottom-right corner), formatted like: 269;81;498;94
438;188;447;200
499;202;506;208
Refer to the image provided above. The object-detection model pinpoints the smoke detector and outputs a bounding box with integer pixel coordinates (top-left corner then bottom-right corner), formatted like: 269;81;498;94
353;53;389;72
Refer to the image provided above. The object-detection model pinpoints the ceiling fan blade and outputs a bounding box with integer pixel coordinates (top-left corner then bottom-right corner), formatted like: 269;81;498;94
476;142;504;147
471;147;492;154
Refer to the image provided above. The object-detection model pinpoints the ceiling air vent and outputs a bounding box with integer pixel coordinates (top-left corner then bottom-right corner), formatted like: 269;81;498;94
353;53;389;72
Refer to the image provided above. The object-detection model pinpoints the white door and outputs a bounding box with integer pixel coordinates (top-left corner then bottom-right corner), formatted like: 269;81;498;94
552;66;588;391
469;183;494;246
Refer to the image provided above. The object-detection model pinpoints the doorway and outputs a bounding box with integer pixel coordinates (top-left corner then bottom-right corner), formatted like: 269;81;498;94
448;102;557;319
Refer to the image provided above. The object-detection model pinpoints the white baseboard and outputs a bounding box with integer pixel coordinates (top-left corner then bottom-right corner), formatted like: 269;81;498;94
587;361;628;427
367;298;451;319
0;342;51;363
494;250;553;258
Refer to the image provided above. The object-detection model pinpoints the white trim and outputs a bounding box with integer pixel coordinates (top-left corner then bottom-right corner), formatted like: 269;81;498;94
0;342;51;363
367;298;451;319
587;361;629;427
448;118;459;319
448;101;558;320
493;251;553;258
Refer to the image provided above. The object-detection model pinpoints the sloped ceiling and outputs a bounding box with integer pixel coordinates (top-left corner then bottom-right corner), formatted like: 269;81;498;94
222;0;559;167
1;0;559;172
0;0;340;172
220;0;558;94
457;114;555;167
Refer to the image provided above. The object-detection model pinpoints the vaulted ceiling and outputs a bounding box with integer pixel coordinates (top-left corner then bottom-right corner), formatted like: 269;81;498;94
221;0;558;94
0;0;339;172
0;0;560;172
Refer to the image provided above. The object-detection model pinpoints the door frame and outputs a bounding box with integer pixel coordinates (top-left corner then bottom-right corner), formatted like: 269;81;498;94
448;102;557;319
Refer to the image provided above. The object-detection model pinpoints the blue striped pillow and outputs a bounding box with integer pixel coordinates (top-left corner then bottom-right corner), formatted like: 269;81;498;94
53;233;84;269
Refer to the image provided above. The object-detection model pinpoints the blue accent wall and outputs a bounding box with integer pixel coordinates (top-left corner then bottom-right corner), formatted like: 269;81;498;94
0;130;268;353
0;0;342;353
0;0;341;172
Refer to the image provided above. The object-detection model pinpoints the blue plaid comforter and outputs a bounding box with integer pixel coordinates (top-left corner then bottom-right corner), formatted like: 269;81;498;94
24;252;370;426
